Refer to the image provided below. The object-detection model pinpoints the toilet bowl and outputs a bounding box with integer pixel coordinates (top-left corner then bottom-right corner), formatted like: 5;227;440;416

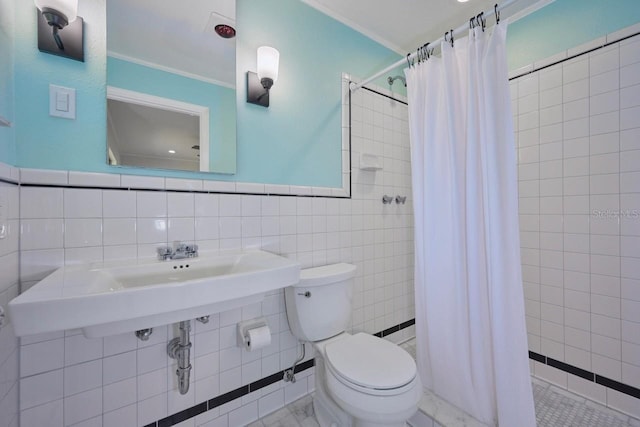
318;332;421;427
284;263;421;427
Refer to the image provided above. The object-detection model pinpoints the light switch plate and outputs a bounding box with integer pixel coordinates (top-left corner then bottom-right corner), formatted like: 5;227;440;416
49;84;76;119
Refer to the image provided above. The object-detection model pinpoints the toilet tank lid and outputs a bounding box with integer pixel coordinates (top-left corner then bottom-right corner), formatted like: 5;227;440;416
295;263;357;287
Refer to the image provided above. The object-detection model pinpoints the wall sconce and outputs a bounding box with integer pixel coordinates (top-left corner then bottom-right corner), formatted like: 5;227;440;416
35;0;84;62
246;46;280;108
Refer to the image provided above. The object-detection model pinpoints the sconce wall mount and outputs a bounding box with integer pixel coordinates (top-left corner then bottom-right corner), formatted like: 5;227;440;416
35;0;84;62
246;71;270;107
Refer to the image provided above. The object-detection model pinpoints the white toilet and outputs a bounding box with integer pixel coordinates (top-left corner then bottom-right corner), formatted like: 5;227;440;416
285;263;421;427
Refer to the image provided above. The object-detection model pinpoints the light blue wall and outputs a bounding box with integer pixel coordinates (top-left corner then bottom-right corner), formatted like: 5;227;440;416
15;0;637;184
235;0;401;187
108;58;237;175
0;0;16;165
11;0;401;186
14;0;106;172
507;0;640;70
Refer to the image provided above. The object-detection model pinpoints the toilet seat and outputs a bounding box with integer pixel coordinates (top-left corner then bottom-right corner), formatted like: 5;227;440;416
324;333;417;395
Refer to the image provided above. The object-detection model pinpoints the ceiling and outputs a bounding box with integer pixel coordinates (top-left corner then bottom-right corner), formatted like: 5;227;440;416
107;99;200;168
107;0;544;87
305;0;489;54
107;0;236;87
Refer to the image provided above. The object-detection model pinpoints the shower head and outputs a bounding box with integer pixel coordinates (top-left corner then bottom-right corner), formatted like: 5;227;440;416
387;75;407;87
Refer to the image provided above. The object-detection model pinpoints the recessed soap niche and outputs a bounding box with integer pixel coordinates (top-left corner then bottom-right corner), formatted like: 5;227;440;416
359;153;382;171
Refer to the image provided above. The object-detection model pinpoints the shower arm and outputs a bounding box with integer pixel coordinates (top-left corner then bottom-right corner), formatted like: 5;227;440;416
387;75;407;87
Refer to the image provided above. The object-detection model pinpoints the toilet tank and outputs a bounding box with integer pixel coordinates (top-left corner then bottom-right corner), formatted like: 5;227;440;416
285;263;356;342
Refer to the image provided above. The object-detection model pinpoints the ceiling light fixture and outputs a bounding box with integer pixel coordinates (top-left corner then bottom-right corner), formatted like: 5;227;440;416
214;24;236;39
168;150;176;154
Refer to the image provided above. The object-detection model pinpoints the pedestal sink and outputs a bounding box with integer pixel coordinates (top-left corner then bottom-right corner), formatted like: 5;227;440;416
9;249;300;337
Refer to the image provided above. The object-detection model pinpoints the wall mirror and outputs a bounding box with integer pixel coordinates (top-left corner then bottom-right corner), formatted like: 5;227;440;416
106;0;236;174
107;87;209;172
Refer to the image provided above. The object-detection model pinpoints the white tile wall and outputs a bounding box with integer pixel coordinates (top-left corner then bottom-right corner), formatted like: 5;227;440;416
0;177;20;427
515;33;640;418
16;87;414;426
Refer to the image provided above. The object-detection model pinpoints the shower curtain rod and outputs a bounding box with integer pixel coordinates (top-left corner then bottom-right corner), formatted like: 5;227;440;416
349;0;519;92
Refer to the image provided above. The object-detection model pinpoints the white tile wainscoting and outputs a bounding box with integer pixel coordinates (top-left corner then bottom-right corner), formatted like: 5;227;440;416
11;82;415;427
11;22;640;427
513;27;640;419
0;176;20;427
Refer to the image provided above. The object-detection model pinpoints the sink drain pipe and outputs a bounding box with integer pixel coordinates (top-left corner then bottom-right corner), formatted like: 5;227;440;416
168;320;192;394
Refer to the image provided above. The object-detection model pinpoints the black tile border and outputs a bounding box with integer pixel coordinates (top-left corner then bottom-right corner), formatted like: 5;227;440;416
19;182;351;199
596;375;640;400
509;27;640;406
547;357;594;382
509;31;640;81
139;321;640;427
157;402;207;427
529;351;640;400
144;319;415;427
0;177;18;185
359;86;408;106
528;351;546;364
17;80;410;200
374;318;416;338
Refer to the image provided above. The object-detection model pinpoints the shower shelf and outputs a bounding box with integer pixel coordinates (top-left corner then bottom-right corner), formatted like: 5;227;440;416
359;153;382;171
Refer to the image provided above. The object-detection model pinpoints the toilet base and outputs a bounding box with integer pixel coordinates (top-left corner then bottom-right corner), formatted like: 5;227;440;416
314;386;353;427
313;358;354;427
312;356;414;427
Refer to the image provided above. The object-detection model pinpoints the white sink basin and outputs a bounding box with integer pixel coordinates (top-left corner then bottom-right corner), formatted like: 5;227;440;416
9;249;300;337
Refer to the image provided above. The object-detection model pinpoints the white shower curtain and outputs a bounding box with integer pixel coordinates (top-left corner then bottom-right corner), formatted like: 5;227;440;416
405;23;536;426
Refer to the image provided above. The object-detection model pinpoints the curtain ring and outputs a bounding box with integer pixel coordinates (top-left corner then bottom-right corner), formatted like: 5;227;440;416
445;30;454;48
406;52;413;68
476;12;486;31
424;42;430;59
495;4;500;25
469;17;475;29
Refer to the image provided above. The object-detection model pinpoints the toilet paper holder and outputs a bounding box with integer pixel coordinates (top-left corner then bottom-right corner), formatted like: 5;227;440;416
237;317;270;349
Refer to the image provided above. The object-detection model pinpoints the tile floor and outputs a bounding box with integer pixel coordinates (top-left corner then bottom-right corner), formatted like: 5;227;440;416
250;395;318;427
532;379;640;427
254;338;639;427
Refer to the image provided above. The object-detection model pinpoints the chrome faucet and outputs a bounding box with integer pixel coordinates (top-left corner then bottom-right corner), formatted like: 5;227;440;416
157;242;199;261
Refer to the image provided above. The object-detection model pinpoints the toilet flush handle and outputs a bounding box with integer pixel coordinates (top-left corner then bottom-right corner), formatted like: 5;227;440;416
297;291;312;298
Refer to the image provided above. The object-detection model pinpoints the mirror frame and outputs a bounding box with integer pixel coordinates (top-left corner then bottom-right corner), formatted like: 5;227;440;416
107;86;210;172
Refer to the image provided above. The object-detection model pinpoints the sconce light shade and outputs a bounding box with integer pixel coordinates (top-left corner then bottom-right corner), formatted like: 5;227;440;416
35;0;84;62
256;46;279;90
247;46;280;108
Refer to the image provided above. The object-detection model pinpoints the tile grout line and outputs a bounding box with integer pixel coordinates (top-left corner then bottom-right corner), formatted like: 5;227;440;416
144;319;416;427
